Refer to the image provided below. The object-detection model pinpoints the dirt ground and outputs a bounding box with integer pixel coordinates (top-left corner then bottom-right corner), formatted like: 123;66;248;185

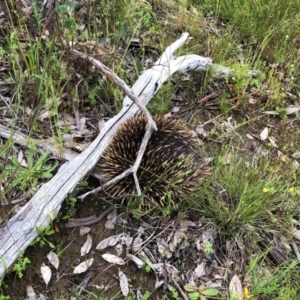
4;196;213;299
3;196;157;299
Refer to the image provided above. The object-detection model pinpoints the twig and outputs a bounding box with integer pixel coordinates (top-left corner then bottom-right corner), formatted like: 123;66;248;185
166;266;189;300
0;124;78;161
188;92;219;123
198;92;219;104
65;207;114;228
72;50;157;198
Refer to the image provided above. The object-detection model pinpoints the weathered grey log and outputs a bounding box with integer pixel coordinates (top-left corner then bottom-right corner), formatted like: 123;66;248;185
0;33;212;278
0;124;78;161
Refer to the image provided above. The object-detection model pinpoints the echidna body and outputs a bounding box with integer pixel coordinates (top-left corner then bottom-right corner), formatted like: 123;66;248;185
99;115;209;209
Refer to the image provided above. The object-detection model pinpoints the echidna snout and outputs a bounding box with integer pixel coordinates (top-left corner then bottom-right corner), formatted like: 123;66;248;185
99;115;209;208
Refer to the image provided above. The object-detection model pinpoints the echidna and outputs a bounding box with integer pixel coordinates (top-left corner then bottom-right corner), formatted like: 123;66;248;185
99;115;209;210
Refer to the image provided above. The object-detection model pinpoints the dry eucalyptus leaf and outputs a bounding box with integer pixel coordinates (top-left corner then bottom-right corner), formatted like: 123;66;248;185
73;143;90;152
105;218;115;229
74;110;80;127
138;251;154;270
196;125;208;137
155;280;164;289
168;240;176;253
105;211;116;229
229;274;243;300
172;106;180;113
26;107;33;115
248;98;256;104
194;262;206;278
260;127;269;140
47;252;59;270
101;253;126;265
268;136;278;147
119;270;129;297
18;150;27;167
152;263;179;276
98;119;106;132
40;264;52;286
38;109;51;121
137;226;145;234
127;254;144;269
81;234;92;256
172;230;187;247
292;229;300;241
245;133;254;139
78;117;86;131
157;238;172;258
96;234;122;250
26;285;36;300
292;160;299;170
286;107;300;115
292;151;300;159
263;110;279;115
184;284;198;292
123;235;134;248
73;258;94;274
277;150;288;162
133;233;143;251
62;113;74;125
79;227;91;236
221;152;233;165
115;244;123;256
180;219;196;229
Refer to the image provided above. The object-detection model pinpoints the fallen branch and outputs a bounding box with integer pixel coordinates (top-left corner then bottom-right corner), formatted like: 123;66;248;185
0;124;78;161
0;32;212;278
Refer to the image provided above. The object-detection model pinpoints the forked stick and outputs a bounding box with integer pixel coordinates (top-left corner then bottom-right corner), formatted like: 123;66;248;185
72;50;157;199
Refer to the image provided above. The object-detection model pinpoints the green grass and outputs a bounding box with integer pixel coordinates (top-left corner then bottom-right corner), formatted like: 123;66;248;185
191;154;297;233
0;279;9;300
202;0;300;61
247;256;300;299
186;149;299;299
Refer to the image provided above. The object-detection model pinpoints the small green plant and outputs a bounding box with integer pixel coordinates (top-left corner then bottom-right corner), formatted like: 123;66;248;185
142;290;150;300
144;264;151;273
69;197;77;207
0;279;9;300
171;288;179;299
203;241;214;255
0;150;58;192
31;225;56;248
12;252;31;279
63;196;78;219
184;283;219;300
